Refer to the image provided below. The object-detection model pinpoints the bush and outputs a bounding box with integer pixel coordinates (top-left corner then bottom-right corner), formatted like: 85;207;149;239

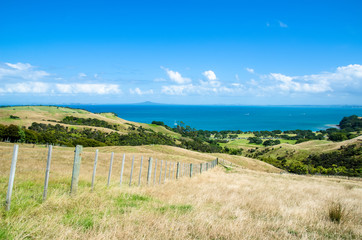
328;201;345;224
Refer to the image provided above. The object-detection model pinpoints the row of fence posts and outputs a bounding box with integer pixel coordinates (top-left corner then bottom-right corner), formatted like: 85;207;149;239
4;144;219;211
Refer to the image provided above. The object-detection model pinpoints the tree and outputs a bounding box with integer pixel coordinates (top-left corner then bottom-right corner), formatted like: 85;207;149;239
3;124;21;142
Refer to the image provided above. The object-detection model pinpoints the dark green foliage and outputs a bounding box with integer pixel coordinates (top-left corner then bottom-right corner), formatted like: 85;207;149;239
9;115;20;119
339;115;362;131
223;146;243;155
262;139;280;146
328;132;348;142
248;137;263;145
61;116;119;130
1;124;21;142
151;121;165;126
304;143;361;176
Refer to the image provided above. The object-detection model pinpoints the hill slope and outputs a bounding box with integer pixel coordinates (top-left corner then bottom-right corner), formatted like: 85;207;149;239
0;143;360;239
0;105;181;138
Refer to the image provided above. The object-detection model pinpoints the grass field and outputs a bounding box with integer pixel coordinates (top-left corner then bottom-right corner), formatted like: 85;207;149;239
0;106;181;138
0;143;361;239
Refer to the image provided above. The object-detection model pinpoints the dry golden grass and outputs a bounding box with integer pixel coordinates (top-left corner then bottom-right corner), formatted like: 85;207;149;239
0;143;361;239
0;106;180;137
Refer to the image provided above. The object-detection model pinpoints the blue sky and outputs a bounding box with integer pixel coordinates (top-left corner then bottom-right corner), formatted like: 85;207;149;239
0;0;361;105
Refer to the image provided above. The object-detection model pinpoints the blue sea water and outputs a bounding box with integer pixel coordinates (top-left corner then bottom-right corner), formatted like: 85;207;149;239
65;105;362;132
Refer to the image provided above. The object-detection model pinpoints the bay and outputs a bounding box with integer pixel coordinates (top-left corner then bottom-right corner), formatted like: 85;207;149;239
64;105;362;132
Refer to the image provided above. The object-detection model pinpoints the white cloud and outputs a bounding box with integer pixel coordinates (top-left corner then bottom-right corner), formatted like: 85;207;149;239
56;83;121;94
5;62;32;71
3;82;50;93
246;68;255;74
129;87;154;95
161;84;195;96
161;66;191;84
269;73;331;93
0;62;50;81
202;70;217;81
278;21;288;28
78;73;87;78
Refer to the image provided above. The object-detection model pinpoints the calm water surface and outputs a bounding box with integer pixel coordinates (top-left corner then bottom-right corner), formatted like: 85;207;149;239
65;105;362;131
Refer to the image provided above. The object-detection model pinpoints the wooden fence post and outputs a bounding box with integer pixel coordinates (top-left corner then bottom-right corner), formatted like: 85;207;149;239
138;156;143;186
107;152;114;187
176;162;180;179
43;145;52;201
153;159;157;185
159;160;163;184
190;163;193;178
70;145;83;195
129;155;135;187
216;158;218;165
91;149;99;191
200;163;202;174
119;154;125;186
5;144;19;211
206;162;208;171
147;157;152;185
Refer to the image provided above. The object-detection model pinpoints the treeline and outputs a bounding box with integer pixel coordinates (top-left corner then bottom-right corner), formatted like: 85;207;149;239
153;115;362;146
245;142;361;177
304;143;361;177
61;116;119;130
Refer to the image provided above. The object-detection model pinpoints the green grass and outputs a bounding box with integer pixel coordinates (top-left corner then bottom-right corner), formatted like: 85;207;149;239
115;193;151;214
219;139;265;149
0;225;11;240
156;204;192;214
99;112;119;120
63;209;95;231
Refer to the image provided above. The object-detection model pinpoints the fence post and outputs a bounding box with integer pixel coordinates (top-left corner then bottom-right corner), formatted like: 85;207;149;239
91;149;99;191
159;160;163;184
176;162;180;179
107;152;114;187
168;162;171;178
206;162;208;171
172;162;175;179
153;159;157;185
200;163;202;174
138;156;143;186
147;157;152;185
190;163;193;178
119;154;125;186
216;158;218;165
164;161;167;182
129;155;135;187
5;144;19;211
70;145;83;195
43;145;53;201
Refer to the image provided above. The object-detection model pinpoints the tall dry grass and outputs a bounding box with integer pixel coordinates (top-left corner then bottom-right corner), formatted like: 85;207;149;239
0;143;361;239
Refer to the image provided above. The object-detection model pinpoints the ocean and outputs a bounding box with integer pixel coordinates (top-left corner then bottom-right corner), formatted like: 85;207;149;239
65;105;362;132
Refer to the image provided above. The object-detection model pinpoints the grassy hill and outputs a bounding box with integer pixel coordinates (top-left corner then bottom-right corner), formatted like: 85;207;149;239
0;106;181;138
0;143;361;239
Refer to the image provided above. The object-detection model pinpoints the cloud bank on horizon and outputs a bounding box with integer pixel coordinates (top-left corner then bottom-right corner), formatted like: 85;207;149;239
0;61;361;104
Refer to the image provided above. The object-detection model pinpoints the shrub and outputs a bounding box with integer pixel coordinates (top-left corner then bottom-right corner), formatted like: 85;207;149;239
328;201;345;223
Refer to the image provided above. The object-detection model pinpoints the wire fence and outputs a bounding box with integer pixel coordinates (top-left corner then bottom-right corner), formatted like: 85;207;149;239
1;144;219;211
